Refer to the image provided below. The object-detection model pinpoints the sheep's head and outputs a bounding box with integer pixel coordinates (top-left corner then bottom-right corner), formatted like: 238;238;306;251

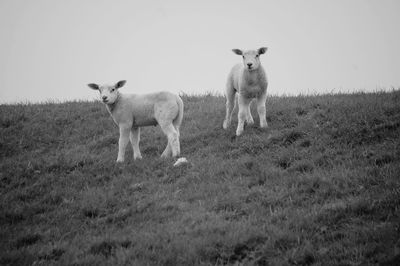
232;47;267;71
88;80;126;104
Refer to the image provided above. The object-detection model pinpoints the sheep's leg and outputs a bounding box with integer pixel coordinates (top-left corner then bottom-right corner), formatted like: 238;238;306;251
130;127;142;160
223;87;236;130
173;123;180;135
174;126;180;144
160;123;180;157
117;124;131;163
236;96;252;136
246;99;254;125
161;142;172;158
256;94;268;128
162;125;180;157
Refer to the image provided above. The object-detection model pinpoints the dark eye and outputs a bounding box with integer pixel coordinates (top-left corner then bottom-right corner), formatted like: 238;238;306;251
242;56;245;59
256;54;259;58
111;88;115;92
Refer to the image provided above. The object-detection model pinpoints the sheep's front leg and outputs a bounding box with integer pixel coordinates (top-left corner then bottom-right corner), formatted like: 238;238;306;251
236;95;252;136
256;93;268;128
130;127;142;160
117;124;131;163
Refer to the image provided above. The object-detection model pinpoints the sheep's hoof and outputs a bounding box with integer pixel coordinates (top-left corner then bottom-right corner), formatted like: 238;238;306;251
116;159;124;164
134;156;142;160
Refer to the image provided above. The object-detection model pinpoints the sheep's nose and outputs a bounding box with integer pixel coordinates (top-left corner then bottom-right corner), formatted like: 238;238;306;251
102;96;107;100
247;63;253;67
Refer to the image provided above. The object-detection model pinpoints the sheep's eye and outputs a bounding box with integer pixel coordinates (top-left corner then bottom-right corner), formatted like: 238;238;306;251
256;54;259;58
242;56;245;59
111;88;115;92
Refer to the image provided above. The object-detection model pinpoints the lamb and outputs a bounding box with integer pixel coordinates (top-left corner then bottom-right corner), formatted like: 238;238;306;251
222;47;268;136
88;80;183;163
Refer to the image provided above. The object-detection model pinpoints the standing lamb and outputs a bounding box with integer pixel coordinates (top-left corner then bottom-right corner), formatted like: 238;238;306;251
88;80;183;163
222;47;268;136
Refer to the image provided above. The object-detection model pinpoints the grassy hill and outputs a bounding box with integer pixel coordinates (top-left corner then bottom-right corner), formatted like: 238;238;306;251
1;91;399;265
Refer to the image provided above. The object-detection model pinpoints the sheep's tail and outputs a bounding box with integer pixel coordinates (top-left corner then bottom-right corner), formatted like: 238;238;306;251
173;95;184;131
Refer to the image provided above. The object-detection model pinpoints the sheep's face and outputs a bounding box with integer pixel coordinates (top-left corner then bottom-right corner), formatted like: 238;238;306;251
98;85;119;104
232;47;267;71
88;80;126;104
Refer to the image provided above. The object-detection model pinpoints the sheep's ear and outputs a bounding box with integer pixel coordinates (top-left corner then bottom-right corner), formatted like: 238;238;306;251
258;47;268;55
115;80;126;89
232;49;243;55
88;83;99;90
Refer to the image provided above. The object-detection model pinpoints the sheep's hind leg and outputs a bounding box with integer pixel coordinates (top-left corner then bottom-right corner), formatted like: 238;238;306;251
161;142;172;158
236;95;252;136
256;94;268;128
245;99;254;125
160;123;180;158
223;86;236;130
130;127;142;160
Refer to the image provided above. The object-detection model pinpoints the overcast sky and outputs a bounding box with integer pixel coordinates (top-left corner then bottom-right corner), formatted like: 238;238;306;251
1;0;399;103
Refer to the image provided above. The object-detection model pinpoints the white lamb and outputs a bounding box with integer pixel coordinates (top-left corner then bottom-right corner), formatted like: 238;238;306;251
88;80;183;163
222;47;268;136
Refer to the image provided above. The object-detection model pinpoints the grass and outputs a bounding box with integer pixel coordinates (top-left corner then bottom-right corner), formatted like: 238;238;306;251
1;90;400;265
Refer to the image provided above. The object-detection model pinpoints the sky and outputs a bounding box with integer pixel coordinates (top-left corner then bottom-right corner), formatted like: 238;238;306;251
0;0;400;103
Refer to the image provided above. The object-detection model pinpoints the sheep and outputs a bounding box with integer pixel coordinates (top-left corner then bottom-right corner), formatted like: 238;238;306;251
88;80;184;163
222;47;268;136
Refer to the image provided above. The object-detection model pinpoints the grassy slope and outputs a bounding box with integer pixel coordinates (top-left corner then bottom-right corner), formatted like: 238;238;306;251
0;91;400;266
